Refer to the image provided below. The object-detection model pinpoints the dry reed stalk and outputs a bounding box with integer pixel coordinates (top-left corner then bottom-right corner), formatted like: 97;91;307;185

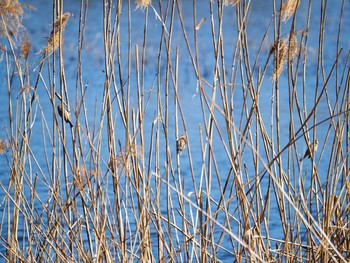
280;0;299;21
136;0;151;9
39;12;71;54
20;36;30;59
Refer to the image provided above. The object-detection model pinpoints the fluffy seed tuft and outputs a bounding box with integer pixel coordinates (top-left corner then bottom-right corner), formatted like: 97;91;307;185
136;0;151;9
281;0;299;21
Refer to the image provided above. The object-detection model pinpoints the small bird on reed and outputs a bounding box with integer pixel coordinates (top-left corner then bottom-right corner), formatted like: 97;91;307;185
300;139;318;161
177;134;187;155
57;104;73;128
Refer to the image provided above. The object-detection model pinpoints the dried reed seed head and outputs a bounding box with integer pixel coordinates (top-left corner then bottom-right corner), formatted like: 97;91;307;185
281;0;299;21
0;0;23;15
0;138;10;154
136;0;151;9
44;31;63;54
53;12;71;31
272;39;287;80
288;33;298;61
224;0;240;6
0;0;24;38
39;12;71;54
0;0;10;12
20;37;30;59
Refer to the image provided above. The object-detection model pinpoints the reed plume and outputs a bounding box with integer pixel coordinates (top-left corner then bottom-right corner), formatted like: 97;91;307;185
288;33;298;61
0;138;9;154
20;36;30;59
39;12;71;55
0;0;24;38
271;38;287;80
136;0;151;9
281;0;299;21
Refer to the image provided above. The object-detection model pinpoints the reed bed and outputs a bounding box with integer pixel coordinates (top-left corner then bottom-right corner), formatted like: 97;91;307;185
0;0;349;262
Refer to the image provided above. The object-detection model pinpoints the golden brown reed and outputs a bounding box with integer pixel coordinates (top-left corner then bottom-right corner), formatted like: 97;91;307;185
0;0;24;38
136;0;151;9
270;33;298;80
39;12;71;55
288;33;298;61
20;37;30;59
281;0;299;21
